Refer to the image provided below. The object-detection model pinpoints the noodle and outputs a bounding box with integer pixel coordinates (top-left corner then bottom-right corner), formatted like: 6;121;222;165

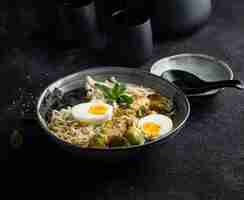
48;108;98;147
47;76;175;148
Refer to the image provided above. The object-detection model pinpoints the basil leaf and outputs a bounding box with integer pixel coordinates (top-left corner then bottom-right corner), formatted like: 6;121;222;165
95;81;132;106
118;83;127;94
112;82;120;98
118;94;133;105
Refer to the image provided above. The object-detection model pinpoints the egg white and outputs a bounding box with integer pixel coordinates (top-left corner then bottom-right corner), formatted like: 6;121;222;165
138;114;173;139
71;102;113;124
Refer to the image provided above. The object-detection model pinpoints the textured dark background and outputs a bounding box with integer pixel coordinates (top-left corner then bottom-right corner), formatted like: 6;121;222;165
1;0;244;199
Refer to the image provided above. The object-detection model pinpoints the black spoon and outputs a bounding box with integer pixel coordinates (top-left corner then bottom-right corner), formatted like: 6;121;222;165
162;69;244;95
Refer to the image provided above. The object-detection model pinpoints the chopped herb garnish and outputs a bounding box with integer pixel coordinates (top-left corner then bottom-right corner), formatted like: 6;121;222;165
118;94;133;105
95;81;133;106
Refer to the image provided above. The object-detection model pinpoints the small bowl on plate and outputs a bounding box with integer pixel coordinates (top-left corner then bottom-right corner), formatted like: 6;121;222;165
37;67;190;162
151;54;234;96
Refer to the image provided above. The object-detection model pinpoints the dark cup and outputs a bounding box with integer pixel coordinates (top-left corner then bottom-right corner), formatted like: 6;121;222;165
151;0;212;36
56;0;102;48
108;9;153;66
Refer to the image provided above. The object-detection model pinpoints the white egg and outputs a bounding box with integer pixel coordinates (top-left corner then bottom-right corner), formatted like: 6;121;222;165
71;101;113;124
138;114;173;140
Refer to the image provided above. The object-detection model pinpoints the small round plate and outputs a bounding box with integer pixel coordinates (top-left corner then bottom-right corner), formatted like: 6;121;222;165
150;54;234;96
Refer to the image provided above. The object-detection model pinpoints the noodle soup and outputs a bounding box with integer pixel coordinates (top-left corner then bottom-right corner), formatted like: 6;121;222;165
47;76;176;148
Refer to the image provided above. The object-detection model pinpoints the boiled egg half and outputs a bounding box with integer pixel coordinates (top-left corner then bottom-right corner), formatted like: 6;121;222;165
138;114;173;140
71;101;113;124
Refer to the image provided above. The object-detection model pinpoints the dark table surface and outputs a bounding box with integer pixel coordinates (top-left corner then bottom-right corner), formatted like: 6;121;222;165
1;0;244;199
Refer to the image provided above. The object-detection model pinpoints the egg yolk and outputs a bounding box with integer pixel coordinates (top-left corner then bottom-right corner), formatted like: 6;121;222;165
88;104;108;115
143;122;161;138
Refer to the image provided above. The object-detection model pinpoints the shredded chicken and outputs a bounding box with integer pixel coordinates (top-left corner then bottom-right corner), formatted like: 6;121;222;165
127;84;155;97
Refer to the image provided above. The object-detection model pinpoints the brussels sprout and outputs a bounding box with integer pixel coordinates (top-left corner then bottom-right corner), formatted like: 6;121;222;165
89;134;108;148
109;136;130;147
125;126;145;145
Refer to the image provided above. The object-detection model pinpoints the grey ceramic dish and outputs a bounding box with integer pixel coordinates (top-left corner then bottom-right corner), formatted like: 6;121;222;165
37;67;190;161
151;54;234;96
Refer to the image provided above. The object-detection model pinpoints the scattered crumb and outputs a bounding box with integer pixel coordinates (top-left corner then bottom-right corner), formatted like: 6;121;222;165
7;70;51;118
7;88;38;118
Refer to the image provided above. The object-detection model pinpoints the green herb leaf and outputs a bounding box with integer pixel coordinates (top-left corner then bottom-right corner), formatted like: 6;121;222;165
95;83;114;99
118;94;133;105
118;83;127;94
111;82;120;98
95;81;133;106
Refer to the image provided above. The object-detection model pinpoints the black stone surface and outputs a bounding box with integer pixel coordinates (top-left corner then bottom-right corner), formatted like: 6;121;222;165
1;0;244;199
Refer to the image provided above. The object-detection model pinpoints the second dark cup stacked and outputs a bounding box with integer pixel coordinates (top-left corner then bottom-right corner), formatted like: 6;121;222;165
107;8;153;66
56;1;153;65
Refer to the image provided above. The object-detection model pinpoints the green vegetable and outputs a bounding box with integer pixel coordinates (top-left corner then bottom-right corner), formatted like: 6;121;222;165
125;126;145;145
95;81;133;106
117;83;127;94
137;106;146;117
109;136;130;147
95;83;114;100
89;134;107;148
118;94;133;105
112;82;120;97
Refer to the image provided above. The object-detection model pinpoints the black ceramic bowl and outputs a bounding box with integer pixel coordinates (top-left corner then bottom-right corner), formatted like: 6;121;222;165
37;67;190;162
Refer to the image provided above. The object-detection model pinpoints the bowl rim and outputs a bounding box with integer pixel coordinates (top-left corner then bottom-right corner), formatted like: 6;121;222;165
150;53;234;80
37;66;190;152
150;53;234;96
